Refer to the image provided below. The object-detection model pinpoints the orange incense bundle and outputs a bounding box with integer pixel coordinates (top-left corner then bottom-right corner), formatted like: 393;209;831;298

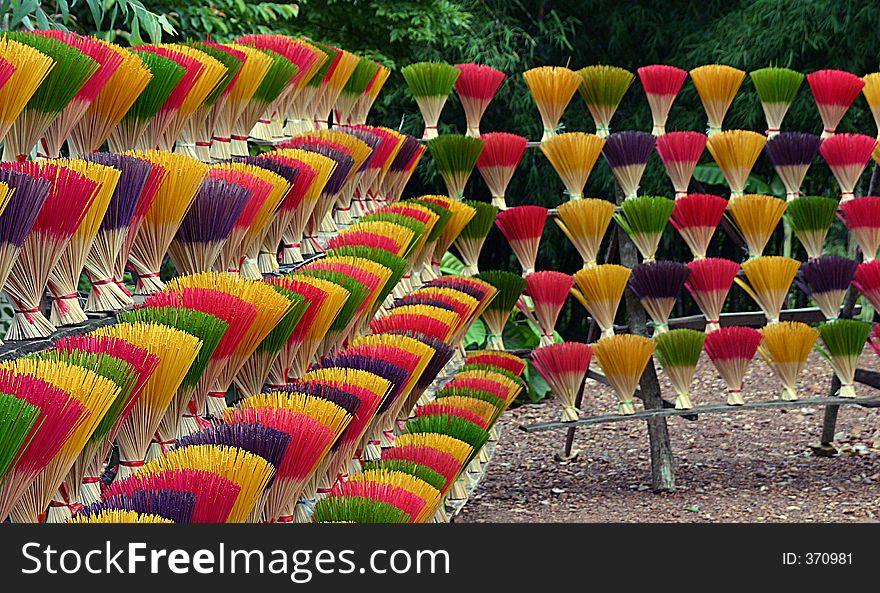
540;132;605;200
706;130;767;197
0;37;55;148
725;194;787;258
736;256;800;324
523;66;581;142
592;334;655;415
571;264;631;338
689;64;745;135
554;198;616;269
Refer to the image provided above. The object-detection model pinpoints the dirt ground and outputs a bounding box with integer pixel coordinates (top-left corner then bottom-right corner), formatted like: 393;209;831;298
457;349;880;523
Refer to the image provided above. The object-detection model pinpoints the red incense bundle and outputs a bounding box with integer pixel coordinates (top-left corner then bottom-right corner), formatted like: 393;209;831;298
806;69;864;139
494;205;548;275
454;63;506;137
840;196;880;262
638;65;687;136
853;260;880;310
522;271;573;346
531;342;593;422
656;131;707;199
818;133;878;202
704;326;763;405
670;193;728;259
685;257;740;333
476;132;527;210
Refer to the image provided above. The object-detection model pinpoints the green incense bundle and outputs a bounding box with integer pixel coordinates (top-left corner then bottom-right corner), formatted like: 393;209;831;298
459;363;525;391
189;42;245;107
362;458;447;491
785;195;838;259
327;245;408;306
653;329;706;409
336;57;381;122
576;65;634;138
313;495;411;523
426;134;485;199
749;66;803;136
401;61;460;139
475;269;527;350
359;211;427;257
294;268;369;336
613;195;675;263
3;32;98;160
816;319;872;398
435;386;506;424
404;413;489;463
0;392;40;483
454;200;498;275
410;198;453;244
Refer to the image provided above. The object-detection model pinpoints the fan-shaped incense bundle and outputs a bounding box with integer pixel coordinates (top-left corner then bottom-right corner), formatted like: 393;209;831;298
592;334;655;415
576;65;634;137
0;37;55;147
401;61;459;139
68;509;173;523
531;342;592;421
629;261;690;336
554;198;615;268
523;66;581;142
656;131;707;198
494;205;547;275
571;264;630;338
758;321;819;401
3;32;98;162
704;326;762;405
654;329;705;409
797;256;857;320
638;64;687;136
313;495;410;524
706;130;767;197
523;271;573;346
736;256;800;324
539;132;605;200
819;133;877;202
685;257;740;332
430;198;475;275
78;490;197;524
426;134;484;200
816;319;872;398
863;72;880;138
764;132;821;201
840;196;880;262
350;63;390;125
454;63;505;137
806;69;864;139
475;270;526;349
785;195;838;259
466;350;527;376
689;65;745;135
749;67;803;137
602;131;655;199
726;193;787;258
309;45;360;129
0;393;40;486
476;132;527;209
331;56;381;127
853;260;880;310
670;193;726;259
453;200;497;275
613;195;675;262
275;148;336;264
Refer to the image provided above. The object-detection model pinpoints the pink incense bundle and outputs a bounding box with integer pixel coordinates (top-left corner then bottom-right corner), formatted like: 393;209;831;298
329;479;426;524
853;260;880;310
416;403;489;430
326;230;402;254
670;193;728;259
522;270;573;346
370;312;454;343
465;351;527;376
1;161;98;340
454;63;506;137
839;196;880;262
476;132;527;210
704;326;763;405
656;131;707;199
638;65;688;136
685;257;740;333
381;445;461;494
818;133;878;202
494;205;548;275
806;69;865;139
531;341;593;422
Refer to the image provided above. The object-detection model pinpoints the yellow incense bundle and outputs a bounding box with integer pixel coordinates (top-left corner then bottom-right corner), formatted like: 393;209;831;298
68;509;174;523
0;38;55;145
689;64;745;135
540;132;605;199
726;194;787;258
736;256;800;324
572;264;631;338
758;321;819;401
349;469;441;523
554;198;616;268
592;334;655;415
523;66;581;142
706;129;767;197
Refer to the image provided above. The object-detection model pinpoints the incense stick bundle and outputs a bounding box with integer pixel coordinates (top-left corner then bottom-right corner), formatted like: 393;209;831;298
531;342;592;421
818;133;877;202
592;334;655;415
576;65;634;137
655;131;707;198
613;195;675;262
453;200;497;275
726;193;787;258
653;329;705;409
638;65;687;136
853;260;880;310
785;195;838;259
758;321;819;401
275;148;336;264
816;319;872;398
332;57;381;127
0;37;55;147
78;490;197;523
806;69;864;139
523;66;582;142
475;270;526;349
350;62;390;125
863;72;880;138
309;44;359;129
554;198;615;268
571;264;630;338
495;205;547;275
685;257;740;332
401;61;459;139
704;326;762;405
602;131;656;198
628;261;690;336
840;196;880;262
689;64;745;135
870;325;880;360
764;132;821;201
454;63;505;137
68;509;173;523
523;271;573;346
796;256;857;320
670;193;727;259
466;350;527;376
313;494;411;524
0;393;40;487
426;134;484;200
476;132;527;209
540;132;605;200
705;130;767;197
749;66;803;137
736;256;800;324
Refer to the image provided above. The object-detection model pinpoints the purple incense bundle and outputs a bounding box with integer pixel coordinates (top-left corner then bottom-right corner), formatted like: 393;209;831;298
764;132;821;201
318;353;408;416
386;329;455;417
391;294;458;313
280;381;363;418
796;255;858;320
628;261;691;336
383;134;423;202
602;130;656;198
79;490;197;524
0;170;52;304
169;178;252;276
175;423;293;479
